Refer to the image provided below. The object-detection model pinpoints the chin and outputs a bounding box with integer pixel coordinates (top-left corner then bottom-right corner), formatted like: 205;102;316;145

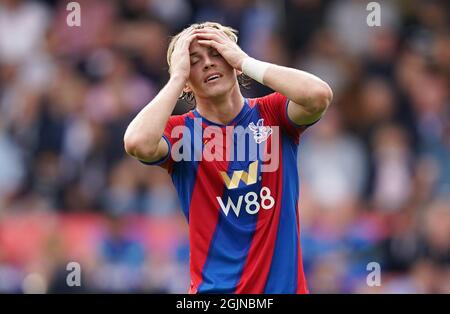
202;85;229;98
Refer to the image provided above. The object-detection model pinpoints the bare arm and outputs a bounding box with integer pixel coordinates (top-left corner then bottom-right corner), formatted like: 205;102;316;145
124;76;185;162
262;65;333;125
124;29;197;162
194;28;333;125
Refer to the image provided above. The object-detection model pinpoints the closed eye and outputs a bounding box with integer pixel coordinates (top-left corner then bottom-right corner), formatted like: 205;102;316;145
211;49;221;57
190;57;199;65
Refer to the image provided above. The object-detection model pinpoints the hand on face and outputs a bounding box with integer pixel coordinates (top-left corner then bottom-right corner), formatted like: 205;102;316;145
170;28;198;81
193;27;249;71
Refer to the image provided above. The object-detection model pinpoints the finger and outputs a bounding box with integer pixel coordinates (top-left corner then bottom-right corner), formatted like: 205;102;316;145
177;33;198;50
182;31;197;43
195;27;229;41
197;39;222;50
176;28;196;47
171;33;197;63
184;34;198;47
195;32;225;44
182;26;196;37
194;27;224;37
194;27;222;35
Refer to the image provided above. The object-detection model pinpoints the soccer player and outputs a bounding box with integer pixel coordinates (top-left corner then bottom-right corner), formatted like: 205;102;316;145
124;22;332;293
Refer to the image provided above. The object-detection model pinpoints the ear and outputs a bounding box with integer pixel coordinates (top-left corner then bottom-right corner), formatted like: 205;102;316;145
235;69;243;76
183;83;192;94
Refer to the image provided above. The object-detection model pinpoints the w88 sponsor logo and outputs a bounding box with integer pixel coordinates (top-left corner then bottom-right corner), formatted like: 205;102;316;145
216;187;275;217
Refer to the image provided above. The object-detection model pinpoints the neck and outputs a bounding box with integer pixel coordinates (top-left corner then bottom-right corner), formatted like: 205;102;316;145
195;85;245;125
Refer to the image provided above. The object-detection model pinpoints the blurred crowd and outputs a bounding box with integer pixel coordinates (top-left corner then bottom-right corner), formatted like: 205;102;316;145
0;0;449;293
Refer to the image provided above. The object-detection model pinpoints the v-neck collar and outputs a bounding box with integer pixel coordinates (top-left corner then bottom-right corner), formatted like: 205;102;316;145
193;98;250;127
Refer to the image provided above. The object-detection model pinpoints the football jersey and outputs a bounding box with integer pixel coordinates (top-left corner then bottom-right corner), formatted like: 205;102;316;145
141;92;313;293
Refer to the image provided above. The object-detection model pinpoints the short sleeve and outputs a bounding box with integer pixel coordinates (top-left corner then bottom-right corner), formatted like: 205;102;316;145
139;115;186;173
250;92;315;145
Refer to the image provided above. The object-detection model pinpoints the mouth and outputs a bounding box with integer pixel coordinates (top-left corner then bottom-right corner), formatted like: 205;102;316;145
204;73;222;83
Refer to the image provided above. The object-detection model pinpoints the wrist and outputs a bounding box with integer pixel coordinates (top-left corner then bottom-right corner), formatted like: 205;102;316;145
241;57;270;85
169;73;188;85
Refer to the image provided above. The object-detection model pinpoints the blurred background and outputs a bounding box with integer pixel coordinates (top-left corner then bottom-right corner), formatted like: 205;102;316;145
0;0;449;293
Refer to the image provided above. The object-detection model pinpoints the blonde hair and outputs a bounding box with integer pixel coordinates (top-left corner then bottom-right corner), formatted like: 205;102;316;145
166;22;249;104
167;22;238;74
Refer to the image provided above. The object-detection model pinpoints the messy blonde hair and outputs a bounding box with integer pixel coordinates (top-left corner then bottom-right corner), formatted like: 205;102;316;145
166;21;249;104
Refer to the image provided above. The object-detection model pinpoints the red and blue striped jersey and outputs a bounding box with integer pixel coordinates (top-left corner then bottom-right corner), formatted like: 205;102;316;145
141;92;313;293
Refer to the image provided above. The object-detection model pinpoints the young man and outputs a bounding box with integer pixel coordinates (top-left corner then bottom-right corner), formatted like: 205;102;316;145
124;22;332;293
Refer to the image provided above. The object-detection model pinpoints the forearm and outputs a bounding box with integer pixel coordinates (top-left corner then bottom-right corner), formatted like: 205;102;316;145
264;64;332;111
124;75;185;157
242;58;332;116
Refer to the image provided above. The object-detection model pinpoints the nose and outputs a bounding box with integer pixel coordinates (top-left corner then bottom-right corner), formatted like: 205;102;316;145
203;55;215;70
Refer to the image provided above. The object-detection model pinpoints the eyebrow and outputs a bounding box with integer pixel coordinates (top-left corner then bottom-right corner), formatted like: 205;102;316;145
189;52;199;57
